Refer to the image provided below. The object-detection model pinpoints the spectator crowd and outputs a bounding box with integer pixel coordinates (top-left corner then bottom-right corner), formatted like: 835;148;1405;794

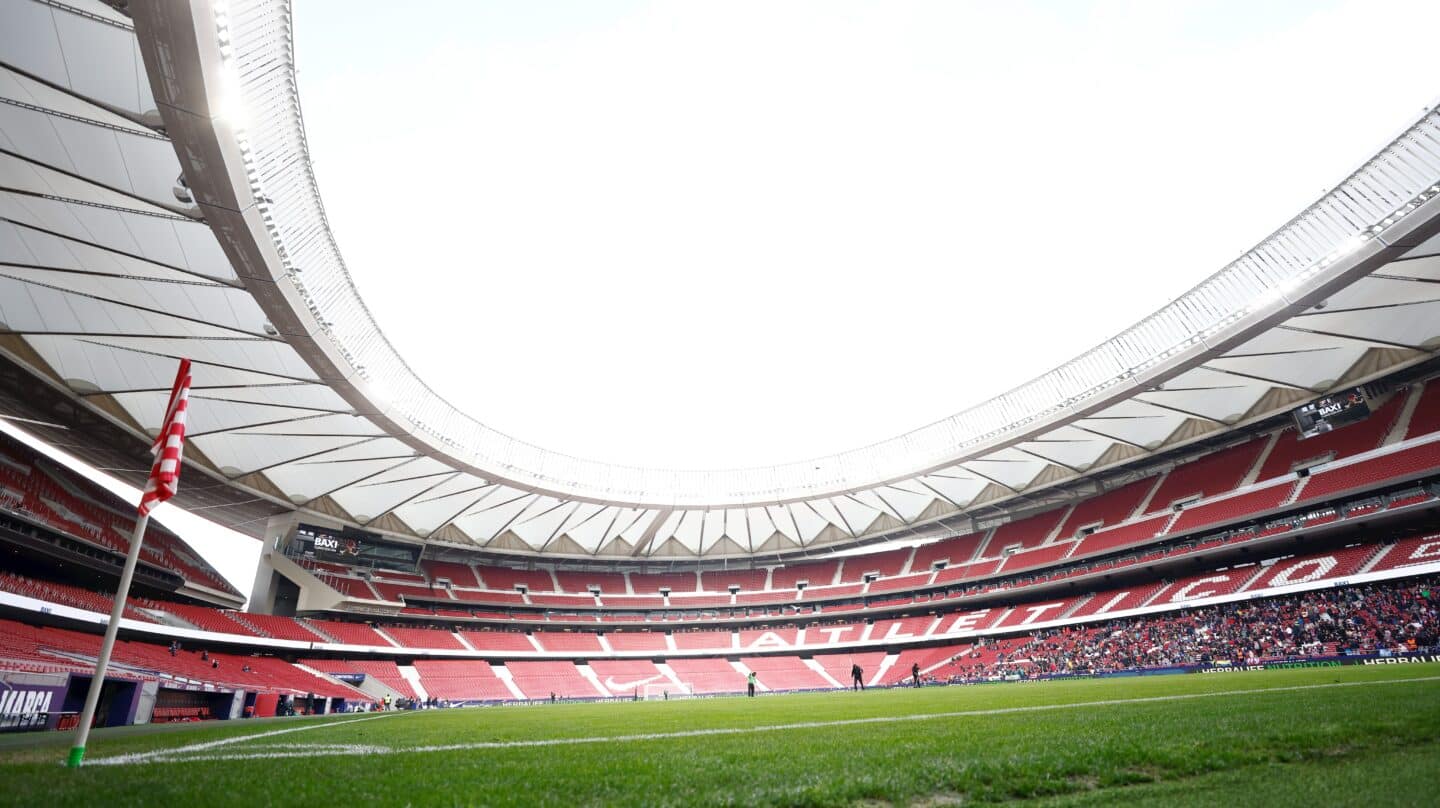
937;576;1439;681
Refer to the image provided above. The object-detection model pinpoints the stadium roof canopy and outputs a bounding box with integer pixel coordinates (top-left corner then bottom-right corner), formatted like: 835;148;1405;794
2;0;1440;559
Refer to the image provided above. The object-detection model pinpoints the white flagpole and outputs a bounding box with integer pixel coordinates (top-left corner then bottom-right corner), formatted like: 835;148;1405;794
68;512;150;768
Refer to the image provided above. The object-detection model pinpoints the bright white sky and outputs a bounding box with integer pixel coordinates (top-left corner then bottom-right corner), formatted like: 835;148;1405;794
15;0;1440;600
296;0;1439;471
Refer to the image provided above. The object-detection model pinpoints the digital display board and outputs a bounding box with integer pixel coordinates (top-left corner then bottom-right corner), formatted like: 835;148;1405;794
295;523;420;570
1293;388;1371;439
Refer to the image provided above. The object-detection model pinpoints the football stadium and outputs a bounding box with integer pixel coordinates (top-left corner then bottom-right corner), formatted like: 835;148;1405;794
2;1;1440;805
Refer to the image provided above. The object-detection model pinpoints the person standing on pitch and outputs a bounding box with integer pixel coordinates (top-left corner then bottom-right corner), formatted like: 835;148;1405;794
747;671;758;697
912;662;921;688
851;662;865;691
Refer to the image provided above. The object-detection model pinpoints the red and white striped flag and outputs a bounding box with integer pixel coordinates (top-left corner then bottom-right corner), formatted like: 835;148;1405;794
138;359;192;517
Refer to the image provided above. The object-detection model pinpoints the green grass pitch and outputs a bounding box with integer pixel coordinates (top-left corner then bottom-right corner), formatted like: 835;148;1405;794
1;664;1438;807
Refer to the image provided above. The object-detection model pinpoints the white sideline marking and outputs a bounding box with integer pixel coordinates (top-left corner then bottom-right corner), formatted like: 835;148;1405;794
84;712;402;767
90;675;1440;766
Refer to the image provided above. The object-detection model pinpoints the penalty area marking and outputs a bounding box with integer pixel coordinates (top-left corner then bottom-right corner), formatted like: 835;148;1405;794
80;711;405;767
87;674;1440;767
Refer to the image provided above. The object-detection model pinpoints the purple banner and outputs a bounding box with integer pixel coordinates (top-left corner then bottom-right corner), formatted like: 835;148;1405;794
0;682;69;732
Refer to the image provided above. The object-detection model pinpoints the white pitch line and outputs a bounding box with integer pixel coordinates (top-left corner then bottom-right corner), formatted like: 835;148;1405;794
89;674;1440;766
83;711;404;767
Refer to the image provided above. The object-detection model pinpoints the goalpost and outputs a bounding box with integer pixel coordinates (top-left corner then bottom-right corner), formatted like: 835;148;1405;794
641;683;675;701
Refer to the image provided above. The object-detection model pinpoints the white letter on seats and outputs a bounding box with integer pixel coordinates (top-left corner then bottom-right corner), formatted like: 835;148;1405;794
816;625;855;645
1169;575;1232;602
1268;556;1337;587
1410;541;1440;561
1018;602;1066;625
943;610;991;634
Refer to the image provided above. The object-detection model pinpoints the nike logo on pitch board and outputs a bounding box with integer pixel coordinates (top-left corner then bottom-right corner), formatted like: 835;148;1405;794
603;675;664;691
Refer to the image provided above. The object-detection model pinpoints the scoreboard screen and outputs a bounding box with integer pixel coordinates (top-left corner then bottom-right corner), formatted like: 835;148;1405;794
1292;388;1371;439
295;523;420;570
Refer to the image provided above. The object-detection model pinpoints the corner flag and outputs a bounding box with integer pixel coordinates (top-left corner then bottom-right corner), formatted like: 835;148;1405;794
139;358;192;517
69;358;192;767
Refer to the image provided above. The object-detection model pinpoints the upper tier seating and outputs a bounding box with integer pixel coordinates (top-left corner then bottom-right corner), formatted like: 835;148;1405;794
160;602;263;636
385;626;464;650
1145;438;1267;514
909;532;986;571
867;571;935;594
771;560;840;590
450;588;525;604
667;593;733;609
1055;478;1155;540
553;570;627;594
528;593;597;608
1068;514;1173;558
459;630;536;652
421;560;482;589
1405;381;1440;439
534;631;604;653
476;565;555;592
672;630;734;651
1167;480;1297;534
0;572;154;623
241;613;329;643
932;558;1004;585
629;572;698;593
604;631;670;652
0;438;237;596
838;548;912;582
308;620;394;647
321;576;381;601
597;595;666;610
370;580;443;604
298;420;1438;619
998;541;1078;574
1299;439;1440;503
799;582;865;601
1255;391;1407;481
699;568;769;592
988;509;1069;553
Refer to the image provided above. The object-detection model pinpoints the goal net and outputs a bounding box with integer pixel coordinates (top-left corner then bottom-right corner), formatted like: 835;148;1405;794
641;683;675;701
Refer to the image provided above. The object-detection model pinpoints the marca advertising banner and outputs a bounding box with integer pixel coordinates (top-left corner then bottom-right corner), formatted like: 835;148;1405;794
0;682;69;732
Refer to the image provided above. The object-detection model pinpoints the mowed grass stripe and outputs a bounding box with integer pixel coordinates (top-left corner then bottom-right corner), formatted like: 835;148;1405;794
5;665;1438;806
89;672;1440;765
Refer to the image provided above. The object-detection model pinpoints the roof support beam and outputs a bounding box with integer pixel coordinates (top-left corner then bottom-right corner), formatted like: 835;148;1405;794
1199;364;1320;393
1274;324;1432;352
